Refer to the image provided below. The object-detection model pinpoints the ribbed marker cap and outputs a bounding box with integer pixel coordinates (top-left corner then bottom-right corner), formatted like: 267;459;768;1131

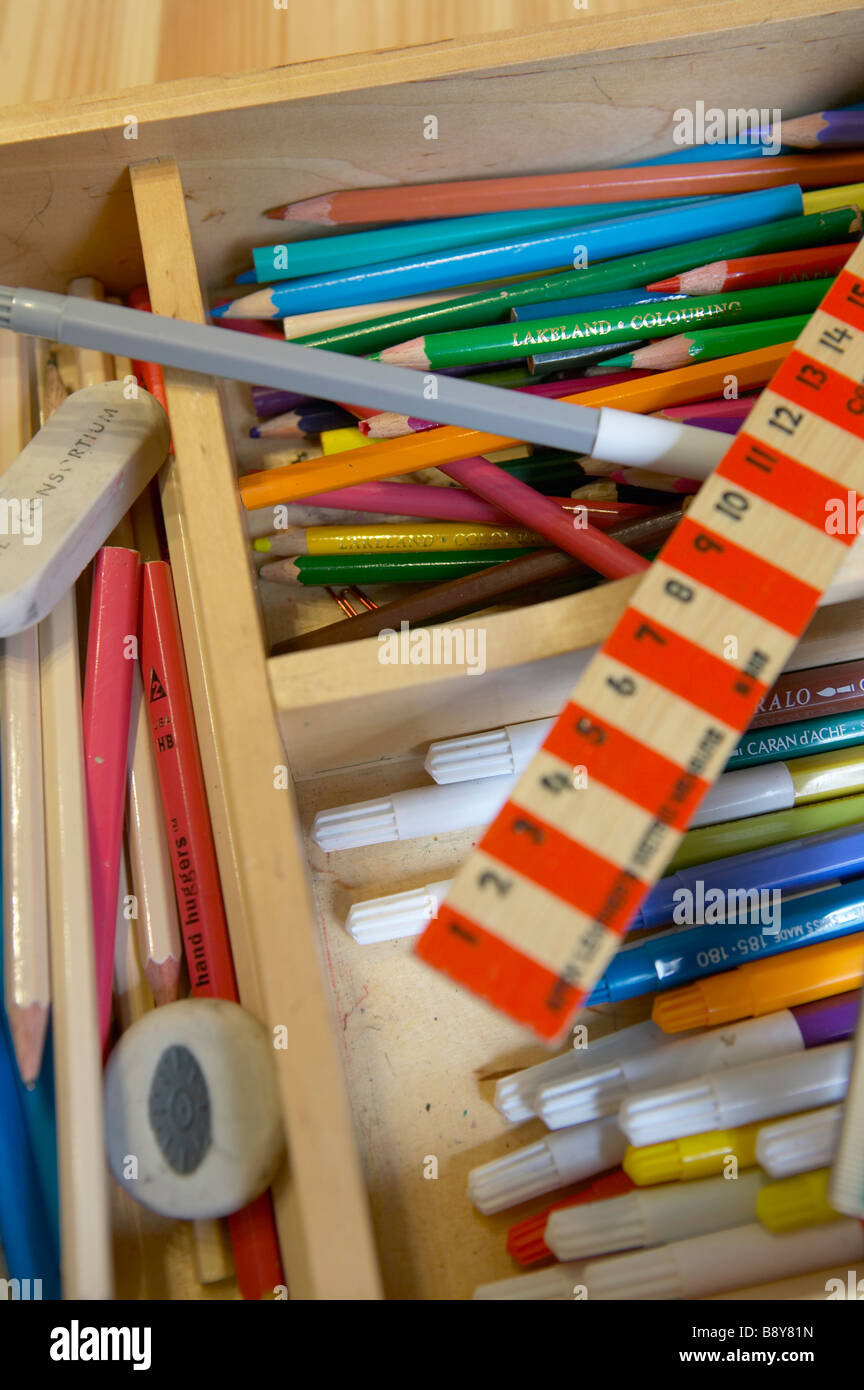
344;880;449;943
473;1261;587;1300
312;796;398;851
538;1061;628;1128
547;1192;646;1260
425;729;516;783
755;1105;843;1178
468;1141;560;1215
757;1168;837;1232
619;1078;719;1147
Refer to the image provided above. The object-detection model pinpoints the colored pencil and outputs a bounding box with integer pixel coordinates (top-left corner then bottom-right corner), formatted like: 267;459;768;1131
607;468;700;494
778;110;864;149
649;242;857;294
82;547;141;1054
252;385;325;418
249;484;658;530
380;279;831;370
213;187;803;318
276;152;864;223
249;403;355;438
510;288;685;321
255;197;703;272
262;548;541;586
0;333;49;1088
284;290;478;337
728;709;864;770
0;989;61;1297
291;206;861;355
528;339;645;375
126;664;183;1007
256;520;547;556
752;656;864;730
140;561;283;1301
39;317;113;1299
656;396;758;425
238;342;787;509
359;369;650;438
606;317;806;370
271;509;682;655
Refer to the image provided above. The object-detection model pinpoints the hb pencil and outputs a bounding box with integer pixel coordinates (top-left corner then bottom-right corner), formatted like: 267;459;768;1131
290;206;861;354
649;242;858;294
139;561;283;1301
277;152;864;223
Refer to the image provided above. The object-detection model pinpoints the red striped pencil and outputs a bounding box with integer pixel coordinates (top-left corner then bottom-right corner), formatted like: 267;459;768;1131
270;151;864;223
83;546;141;1053
140;561;284;1300
648;242;856;295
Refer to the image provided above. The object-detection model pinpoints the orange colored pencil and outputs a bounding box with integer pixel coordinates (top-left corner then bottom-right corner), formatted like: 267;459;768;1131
649;242;856;295
272;152;864;224
238;343;789;510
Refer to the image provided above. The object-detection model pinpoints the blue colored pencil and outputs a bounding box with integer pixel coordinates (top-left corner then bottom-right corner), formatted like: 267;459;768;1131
214;185;803;319
246;195;705;282
0;1005;61;1296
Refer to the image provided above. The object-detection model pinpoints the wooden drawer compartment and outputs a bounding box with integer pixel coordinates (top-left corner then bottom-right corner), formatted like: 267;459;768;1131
3;1;864;1300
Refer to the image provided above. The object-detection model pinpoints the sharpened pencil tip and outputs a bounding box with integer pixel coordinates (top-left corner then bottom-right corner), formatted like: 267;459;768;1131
209;302;230;319
249;426;261;438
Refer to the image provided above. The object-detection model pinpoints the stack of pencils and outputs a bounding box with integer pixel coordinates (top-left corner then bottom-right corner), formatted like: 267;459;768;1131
210;113;864;647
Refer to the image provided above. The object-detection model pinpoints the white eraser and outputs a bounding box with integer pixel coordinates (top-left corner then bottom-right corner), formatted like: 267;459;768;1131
103;998;285;1220
0;380;169;635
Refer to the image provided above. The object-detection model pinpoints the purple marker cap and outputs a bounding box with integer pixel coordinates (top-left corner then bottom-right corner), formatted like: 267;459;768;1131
792;990;861;1048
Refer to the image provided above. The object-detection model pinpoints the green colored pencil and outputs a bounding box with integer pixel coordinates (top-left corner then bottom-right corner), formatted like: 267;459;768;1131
379;279;833;371
292;207;860;356
726;709;864;771
605;312;811;369
258;548;534;586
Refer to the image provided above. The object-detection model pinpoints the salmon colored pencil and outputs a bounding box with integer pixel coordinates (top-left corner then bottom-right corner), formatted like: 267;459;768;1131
275;152;864;223
140;560;283;1299
83;546;141;1053
239;342;789;510
648;242;856;295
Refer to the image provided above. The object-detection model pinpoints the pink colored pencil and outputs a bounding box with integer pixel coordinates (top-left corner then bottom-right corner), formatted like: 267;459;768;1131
437;457;650;577
359;370;651;437
608;467;700;494
82;546;142;1052
654;395;759;424
271;480;662;529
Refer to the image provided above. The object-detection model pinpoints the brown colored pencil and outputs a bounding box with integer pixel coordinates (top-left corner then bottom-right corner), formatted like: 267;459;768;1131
270;152;864;224
750;657;864;730
271;509;681;654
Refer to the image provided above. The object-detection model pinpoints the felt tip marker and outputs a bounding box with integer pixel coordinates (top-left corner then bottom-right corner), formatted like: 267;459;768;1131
757;1168;838;1233
652;931;864;1033
537;992;860;1129
618;1040;853;1146
755;1105;843;1178
468;1116;627;1214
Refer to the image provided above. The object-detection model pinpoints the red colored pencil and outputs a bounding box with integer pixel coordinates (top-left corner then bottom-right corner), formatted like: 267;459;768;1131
648;242;855;295
139;561;284;1300
83;546;141;1053
270;151;864;224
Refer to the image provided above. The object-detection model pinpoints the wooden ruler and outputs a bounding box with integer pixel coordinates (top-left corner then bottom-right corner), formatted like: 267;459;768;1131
417;241;864;1045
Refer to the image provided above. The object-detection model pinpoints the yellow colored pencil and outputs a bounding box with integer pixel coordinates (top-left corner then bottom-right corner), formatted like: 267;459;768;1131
252;520;545;557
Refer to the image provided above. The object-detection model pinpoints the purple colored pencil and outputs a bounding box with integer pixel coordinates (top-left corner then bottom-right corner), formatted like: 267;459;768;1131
779;109;864;149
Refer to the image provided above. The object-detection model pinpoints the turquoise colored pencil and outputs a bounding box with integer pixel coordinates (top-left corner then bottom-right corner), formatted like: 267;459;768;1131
728;710;864;770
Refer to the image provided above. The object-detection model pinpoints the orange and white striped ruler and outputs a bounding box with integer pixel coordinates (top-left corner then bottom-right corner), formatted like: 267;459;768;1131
417;240;864;1045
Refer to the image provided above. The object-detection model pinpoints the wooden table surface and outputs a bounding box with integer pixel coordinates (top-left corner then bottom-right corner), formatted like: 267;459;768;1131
0;0;703;106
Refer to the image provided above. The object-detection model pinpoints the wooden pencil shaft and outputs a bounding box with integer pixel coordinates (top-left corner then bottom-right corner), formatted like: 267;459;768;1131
272;510;681;654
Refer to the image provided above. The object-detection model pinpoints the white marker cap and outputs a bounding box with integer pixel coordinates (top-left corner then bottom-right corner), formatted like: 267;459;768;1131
424;719;552;784
312;774;516;851
546;1169;764;1260
345;879;452;943
756;1104;844;1178
619;1043;852;1147
468;1115;626;1214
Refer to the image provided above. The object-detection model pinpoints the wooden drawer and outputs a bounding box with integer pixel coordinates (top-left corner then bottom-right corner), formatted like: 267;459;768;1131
2;0;864;1300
